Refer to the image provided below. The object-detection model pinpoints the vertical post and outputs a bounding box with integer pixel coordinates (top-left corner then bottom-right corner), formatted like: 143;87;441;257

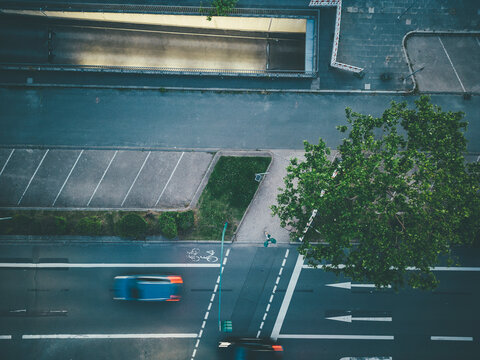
218;222;228;331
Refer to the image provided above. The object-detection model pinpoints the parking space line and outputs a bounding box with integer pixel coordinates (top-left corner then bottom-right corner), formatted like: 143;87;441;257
52;150;84;206
121;151;151;207
438;37;466;92
17;149;49;205
155;151;184;207
87;150;118;207
0;149;14;177
22;333;198;339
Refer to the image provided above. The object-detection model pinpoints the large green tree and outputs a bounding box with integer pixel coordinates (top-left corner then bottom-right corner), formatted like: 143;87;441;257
272;96;480;290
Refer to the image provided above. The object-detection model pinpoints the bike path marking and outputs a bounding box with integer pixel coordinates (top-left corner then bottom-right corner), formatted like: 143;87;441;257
0;262;219;268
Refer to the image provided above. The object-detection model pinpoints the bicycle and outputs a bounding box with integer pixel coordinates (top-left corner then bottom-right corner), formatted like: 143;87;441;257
186;248;219;262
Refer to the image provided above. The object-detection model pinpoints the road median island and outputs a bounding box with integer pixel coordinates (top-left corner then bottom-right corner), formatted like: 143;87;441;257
0;154;271;241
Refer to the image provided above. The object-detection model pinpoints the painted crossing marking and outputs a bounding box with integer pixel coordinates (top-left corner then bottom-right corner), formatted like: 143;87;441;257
256;249;289;339
22;333;197;339
277;334;394;340
431;336;473;341
18;149;49;205
271;253;304;340
0;262;220;268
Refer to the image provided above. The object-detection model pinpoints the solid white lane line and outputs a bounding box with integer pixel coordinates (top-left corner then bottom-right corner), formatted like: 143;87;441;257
0;262;220;268
438;37;466;92
271;254;304;341
277;334;394;340
0;149;14;176
431;336;473;341
52;150;83;206
304;265;480;271
155;151;184;207
18;149;49;205
0;335;12;340
87;150;117;207
23;333;198;339
121;151;151;207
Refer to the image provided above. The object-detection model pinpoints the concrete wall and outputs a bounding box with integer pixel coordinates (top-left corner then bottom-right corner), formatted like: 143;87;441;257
1;9;306;33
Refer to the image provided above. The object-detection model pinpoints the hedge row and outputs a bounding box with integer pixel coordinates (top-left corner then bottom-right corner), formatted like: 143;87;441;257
0;210;195;240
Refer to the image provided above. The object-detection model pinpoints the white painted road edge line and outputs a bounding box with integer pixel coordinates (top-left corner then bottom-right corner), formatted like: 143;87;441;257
0;148;14;177
87;150;118;207
121;151;151;207
52;149;84;206
303;265;480;271
0;335;12;340
271;253;304;341
277;334;394;340
18;149;49;205
431;336;473;341
22;333;198;339
155;151;184;206
0;263;220;268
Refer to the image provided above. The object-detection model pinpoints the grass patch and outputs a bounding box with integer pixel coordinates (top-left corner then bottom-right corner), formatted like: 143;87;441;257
0;156;271;240
190;156;271;240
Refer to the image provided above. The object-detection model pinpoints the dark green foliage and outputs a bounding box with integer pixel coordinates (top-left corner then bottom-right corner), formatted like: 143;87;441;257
75;216;103;236
12;214;35;234
117;213;147;239
273;96;480;290
158;213;178;239
204;0;238;21
207;156;271;209
197;193;234;240
176;211;194;232
40;216;67;235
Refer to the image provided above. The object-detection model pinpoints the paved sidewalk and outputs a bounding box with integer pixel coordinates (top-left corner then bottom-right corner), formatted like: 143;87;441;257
235;149;305;244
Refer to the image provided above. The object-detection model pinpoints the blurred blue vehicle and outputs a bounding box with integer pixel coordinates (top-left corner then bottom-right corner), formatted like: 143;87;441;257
114;275;183;301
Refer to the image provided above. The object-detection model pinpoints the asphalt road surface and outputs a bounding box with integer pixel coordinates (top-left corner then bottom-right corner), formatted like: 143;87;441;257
0;241;478;359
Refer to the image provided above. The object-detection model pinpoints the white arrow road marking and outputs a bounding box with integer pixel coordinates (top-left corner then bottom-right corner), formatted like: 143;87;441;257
327;315;392;323
326;282;391;290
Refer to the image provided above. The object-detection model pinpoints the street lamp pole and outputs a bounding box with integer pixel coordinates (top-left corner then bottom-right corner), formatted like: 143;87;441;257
218;222;228;331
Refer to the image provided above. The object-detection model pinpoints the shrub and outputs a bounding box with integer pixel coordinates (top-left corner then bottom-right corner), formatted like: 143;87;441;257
12;214;35;234
158;213;178;239
176;211;194;232
40;216;67;235
117;213;147;239
76;216;103;236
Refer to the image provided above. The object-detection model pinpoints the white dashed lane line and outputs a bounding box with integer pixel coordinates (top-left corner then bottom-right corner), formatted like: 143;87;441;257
190;247;230;360
256;249;289;338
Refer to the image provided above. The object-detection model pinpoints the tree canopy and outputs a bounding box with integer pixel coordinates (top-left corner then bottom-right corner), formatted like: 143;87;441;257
272;96;480;290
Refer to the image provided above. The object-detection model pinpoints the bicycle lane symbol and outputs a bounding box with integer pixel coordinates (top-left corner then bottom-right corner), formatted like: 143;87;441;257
186;248;219;263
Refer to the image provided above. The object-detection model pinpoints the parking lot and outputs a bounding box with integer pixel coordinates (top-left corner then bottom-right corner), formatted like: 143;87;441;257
0;148;214;209
406;33;480;93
